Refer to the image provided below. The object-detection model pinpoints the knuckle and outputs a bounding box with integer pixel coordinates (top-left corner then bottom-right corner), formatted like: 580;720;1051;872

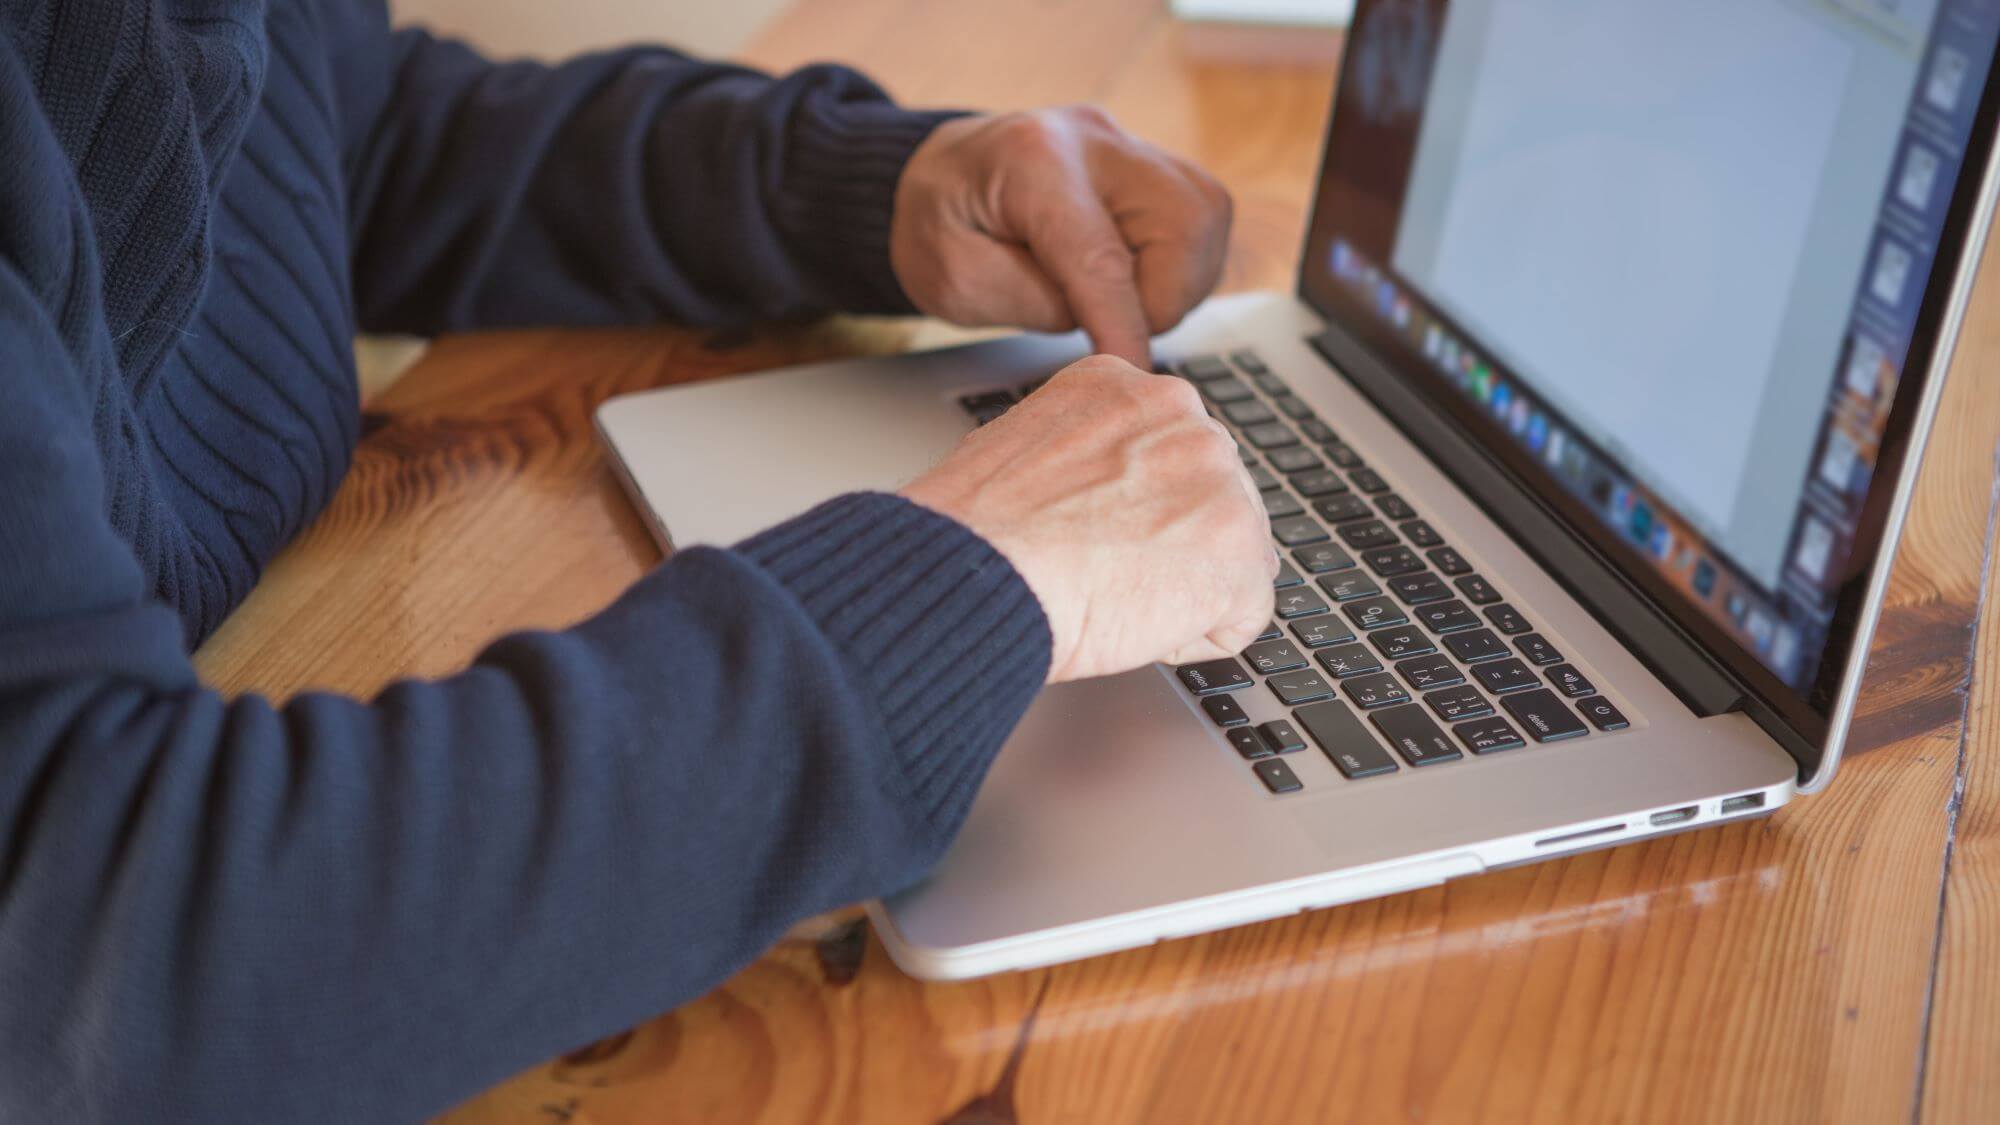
1061;353;1134;383
1075;239;1137;284
996;111;1062;157
1065;103;1117;132
1184;426;1243;476
1152;373;1205;411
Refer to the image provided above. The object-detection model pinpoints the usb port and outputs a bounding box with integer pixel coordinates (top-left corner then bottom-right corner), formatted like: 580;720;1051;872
1650;805;1698;827
1720;792;1767;815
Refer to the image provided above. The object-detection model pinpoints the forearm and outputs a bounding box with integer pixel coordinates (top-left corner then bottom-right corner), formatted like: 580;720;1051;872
333;8;960;332
0;495;1049;1122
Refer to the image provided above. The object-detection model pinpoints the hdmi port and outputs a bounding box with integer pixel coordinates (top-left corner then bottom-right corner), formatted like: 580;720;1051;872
1650;805;1698;827
1721;792;1767;815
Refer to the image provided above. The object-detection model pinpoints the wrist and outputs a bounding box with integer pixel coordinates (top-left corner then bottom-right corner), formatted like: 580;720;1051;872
897;479;1077;684
775;76;970;314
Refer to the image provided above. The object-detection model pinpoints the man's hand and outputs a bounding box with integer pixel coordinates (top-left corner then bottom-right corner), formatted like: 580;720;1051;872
901;356;1276;684
891;108;1233;367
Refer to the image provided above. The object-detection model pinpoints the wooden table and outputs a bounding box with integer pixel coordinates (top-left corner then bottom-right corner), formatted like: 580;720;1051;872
192;2;2000;1120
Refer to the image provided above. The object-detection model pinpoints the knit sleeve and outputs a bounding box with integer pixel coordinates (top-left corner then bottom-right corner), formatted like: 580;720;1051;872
0;328;1052;1119
325;2;962;332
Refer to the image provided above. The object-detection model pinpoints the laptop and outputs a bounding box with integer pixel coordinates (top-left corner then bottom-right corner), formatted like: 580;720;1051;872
597;0;2000;979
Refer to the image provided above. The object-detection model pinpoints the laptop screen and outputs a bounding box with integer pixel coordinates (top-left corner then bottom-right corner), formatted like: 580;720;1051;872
1299;0;2000;742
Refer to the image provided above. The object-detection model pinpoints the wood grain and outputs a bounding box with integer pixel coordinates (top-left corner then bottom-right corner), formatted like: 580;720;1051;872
178;2;2000;1121
1917;239;2000;1125
1922;499;2000;1125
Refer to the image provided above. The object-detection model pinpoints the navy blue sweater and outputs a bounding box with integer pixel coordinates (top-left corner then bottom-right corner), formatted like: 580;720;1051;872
0;2;1051;1120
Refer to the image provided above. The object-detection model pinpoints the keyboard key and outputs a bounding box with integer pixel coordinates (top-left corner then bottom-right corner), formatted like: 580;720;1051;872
1201;377;1255;403
1293;615;1357;648
1201;695;1250;727
1455;574;1502;604
1324;442;1364;469
1349;468;1389;493
1342;671;1410;709
1427;546;1472;575
1267;445;1324;474
1425;685;1494;721
1470;658;1540;695
1375;494;1418;521
1577;695;1631;731
1484;604;1531;635
1295;699;1399;779
1514;633;1563;666
1342;595;1407;630
1223;399;1276;426
959;390;1015;416
1258;719;1307;754
1315;643;1383;678
1546;663;1596;698
1501;688;1591;742
1269;668;1338;706
1455;717;1526;754
1274;394;1315;420
1263;491;1304;520
1244;639;1309;674
1253;758;1304;793
1253;373;1290;397
1249;463;1281;491
1178;658;1253;695
1251;755;1309;792
1255;620;1283;642
1180;356;1232;381
1293;543;1356;574
1229;728;1273;759
1273;560;1304;589
1387;572;1453;605
1288;468;1348;497
1442;628;1510;663
1300;418;1340;444
1317;571;1381;602
1275;586;1332;619
1245;421;1300;449
1238;443;1258;466
1369;626;1435;660
1313;494;1375;523
1271;516;1330;546
1400;520;1444;548
1229;350;1269;375
1338;520;1398;550
1414;599;1481;634
1396;654;1463;691
1371;704;1463;767
1362;546;1426;577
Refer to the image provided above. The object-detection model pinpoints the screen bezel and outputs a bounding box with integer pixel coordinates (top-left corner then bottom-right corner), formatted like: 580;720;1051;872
1296;6;2000;749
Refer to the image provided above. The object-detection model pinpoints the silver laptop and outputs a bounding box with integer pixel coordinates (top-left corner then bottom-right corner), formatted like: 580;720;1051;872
598;0;2000;979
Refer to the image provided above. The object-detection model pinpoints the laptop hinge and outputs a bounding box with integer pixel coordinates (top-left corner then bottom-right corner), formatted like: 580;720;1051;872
1309;322;1751;722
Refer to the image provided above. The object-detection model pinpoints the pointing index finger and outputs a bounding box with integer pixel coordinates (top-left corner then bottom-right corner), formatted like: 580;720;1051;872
1022;193;1153;367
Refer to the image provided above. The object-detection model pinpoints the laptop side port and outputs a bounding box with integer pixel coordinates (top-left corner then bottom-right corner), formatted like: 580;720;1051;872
1720;792;1767;815
1534;822;1627;849
1650;805;1698;827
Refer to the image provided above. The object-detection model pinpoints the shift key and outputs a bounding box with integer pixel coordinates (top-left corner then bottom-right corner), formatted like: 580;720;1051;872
1294;699;1400;779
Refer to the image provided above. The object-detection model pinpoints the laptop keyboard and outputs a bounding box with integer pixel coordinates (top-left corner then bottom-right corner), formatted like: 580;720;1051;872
958;349;1633;797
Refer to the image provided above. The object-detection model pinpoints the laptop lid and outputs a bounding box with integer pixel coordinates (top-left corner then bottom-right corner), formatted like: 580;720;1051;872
1295;0;2000;779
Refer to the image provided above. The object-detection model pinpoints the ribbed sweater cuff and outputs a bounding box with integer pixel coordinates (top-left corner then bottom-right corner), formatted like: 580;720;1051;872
776;98;969;315
733;492;1051;837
